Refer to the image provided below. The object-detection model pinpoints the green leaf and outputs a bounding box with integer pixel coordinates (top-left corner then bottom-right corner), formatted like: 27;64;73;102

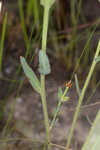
40;0;56;8
0;13;7;73
75;74;81;97
58;87;63;99
20;56;41;93
81;111;100;150
62;96;70;102
95;56;100;63
39;50;51;75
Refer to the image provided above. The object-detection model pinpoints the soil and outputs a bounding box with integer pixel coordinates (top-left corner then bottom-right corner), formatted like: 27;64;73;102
3;77;100;150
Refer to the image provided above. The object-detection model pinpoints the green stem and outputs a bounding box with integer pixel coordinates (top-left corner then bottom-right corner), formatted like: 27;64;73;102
42;6;49;52
50;87;69;130
40;75;50;148
19;0;29;46
0;13;7;73
32;0;40;29
66;40;100;149
40;6;50;150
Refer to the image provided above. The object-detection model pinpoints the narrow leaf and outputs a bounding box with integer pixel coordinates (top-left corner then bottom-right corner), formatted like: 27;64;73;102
62;96;70;102
39;50;51;75
58;87;63;99
75;74;81;97
95;56;100;63
0;13;7;73
20;56;41;93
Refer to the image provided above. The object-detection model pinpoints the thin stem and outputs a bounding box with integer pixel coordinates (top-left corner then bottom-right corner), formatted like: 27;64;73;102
40;75;50;148
32;0;40;29
0;13;7;73
18;0;29;45
66;40;100;149
40;5;50;150
50;87;69;130
42;6;49;52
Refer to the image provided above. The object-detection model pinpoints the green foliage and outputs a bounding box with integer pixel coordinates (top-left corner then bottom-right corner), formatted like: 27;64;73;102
0;13;7;73
58;87;63;99
62;96;70;101
50;86;70;130
39;50;51;75
95;56;100;63
4;1;100;150
75;74;81;97
81;111;100;150
20;56;41;93
27;0;40;29
58;87;69;102
18;0;29;45
66;40;100;149
20;0;54;149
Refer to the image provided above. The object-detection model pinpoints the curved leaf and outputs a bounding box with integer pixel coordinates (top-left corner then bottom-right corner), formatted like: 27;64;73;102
20;56;41;93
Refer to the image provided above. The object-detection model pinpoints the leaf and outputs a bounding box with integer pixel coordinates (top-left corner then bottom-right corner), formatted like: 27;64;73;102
20;56;41;93
95;56;100;63
39;50;51;75
81;111;100;150
62;96;70;102
40;0;56;8
75;74;81;97
58;87;63;99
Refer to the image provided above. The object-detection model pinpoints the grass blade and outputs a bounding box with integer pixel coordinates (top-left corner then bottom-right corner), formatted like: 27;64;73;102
0;12;7;73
